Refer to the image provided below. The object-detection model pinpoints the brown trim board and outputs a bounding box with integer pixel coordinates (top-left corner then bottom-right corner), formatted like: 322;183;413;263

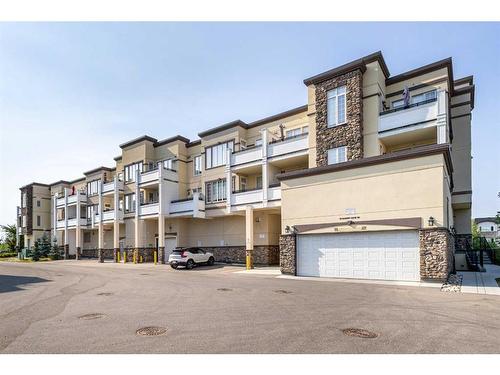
294;218;422;233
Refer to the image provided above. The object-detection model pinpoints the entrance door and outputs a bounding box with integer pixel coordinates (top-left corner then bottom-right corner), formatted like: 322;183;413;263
164;237;177;262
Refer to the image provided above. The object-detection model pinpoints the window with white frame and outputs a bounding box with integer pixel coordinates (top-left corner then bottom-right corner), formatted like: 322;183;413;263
124;194;136;213
285;128;302;138
411;89;437;104
86;179;100;196
124;161;143;182
163;158;175;171
327;146;347;165
327;86;346;127
256;175;262;189
205;140;234;169
205;179;226;203
193;155;202;176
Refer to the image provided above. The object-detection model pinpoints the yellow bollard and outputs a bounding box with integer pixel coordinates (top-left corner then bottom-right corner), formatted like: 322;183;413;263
124;252;127;263
154;250;157;265
140;255;143;263
117;251;121;263
133;251;137;264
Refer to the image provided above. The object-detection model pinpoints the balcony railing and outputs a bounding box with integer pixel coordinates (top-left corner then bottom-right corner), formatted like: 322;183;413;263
95;209;124;223
378;97;440;134
102;179;124;194
231;146;262;166
267;133;308;159
139;201;159;216
170;196;205;218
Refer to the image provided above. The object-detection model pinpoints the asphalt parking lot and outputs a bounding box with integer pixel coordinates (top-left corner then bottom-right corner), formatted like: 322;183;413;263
1;260;499;354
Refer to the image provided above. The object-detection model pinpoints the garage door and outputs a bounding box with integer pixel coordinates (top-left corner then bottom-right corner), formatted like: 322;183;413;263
297;231;420;281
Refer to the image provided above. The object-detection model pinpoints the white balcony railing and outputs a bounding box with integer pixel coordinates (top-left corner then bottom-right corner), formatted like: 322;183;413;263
231;189;263;206
231;146;262;166
56;192;86;207
56;220;65;229
102;179;123;194
64;218;87;228
267;133;308;159
95;209;124;223
139;169;159;185
379;99;438;134
56;197;65;207
139;202;159;216
268;185;281;201
170;196;205;217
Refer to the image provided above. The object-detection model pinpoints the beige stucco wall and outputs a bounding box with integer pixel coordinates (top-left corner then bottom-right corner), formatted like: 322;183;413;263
280;154;449;234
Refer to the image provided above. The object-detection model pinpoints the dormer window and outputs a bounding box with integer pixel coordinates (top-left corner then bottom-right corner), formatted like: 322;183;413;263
327;86;346;127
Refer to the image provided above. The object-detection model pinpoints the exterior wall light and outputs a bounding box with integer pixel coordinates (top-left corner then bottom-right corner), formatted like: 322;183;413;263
428;216;435;226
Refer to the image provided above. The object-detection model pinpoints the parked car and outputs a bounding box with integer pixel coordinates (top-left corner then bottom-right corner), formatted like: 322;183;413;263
168;247;215;269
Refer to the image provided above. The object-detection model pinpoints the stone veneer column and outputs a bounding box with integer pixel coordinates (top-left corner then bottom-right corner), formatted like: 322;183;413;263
314;69;364;167
419;228;454;280
279;234;296;275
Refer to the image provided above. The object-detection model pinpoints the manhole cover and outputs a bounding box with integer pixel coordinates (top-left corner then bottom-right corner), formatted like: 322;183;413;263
78;313;106;320
342;328;378;339
97;292;113;296
217;288;233;292
136;326;167;336
274;289;292;294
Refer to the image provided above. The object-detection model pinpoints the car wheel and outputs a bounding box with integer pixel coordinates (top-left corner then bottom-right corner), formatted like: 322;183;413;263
170;263;178;269
186;259;195;270
207;256;215;266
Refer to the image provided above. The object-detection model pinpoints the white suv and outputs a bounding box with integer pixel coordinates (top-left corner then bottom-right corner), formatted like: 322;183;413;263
168;247;215;269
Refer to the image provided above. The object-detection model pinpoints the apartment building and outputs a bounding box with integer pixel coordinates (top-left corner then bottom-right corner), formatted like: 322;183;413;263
16;51;474;282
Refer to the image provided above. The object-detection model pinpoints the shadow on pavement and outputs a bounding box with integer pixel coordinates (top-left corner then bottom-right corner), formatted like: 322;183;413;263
0;275;51;293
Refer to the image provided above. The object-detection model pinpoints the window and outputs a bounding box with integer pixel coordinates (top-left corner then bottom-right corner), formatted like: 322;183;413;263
86;179;100;196
411;90;437;105
327;146;347;165
240;139;247;150
256;176;263;189
83;232;91;243
205;179;227;203
124;194;136;213
205;141;234;169
163;158;175;171
21;192;27;208
194;155;202;176
327;86;346;127
37;200;41;207
286;128;302;138
124;161;143;182
36;215;40;227
240;177;247;192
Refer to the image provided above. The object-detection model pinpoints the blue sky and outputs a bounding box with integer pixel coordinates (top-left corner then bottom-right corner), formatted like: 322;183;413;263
0;22;499;226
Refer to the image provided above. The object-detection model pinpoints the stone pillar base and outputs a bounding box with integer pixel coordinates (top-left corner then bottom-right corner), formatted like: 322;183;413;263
98;248;104;263
279;234;296;275
64;244;69;260
76;247;81;260
113;248;119;263
133;248;139;263
158;247;165;264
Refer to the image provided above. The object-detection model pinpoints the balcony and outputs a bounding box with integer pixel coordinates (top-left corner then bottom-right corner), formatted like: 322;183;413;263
378;91;448;146
170;196;205;218
268;185;281;201
139;201;159;216
56;218;87;229
102;179;123;195
95;209;124;223
231;188;263;207
268;133;309;160
139;167;178;186
56;192;87;207
231;146;262;168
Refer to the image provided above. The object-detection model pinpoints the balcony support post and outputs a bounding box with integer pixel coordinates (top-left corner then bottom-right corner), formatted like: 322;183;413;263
75;190;81;260
52;194;57;243
98;180;104;263
113;175;120;262
245;205;254;270
134;169;141;249
225;148;232;214
260;129;269;207
64;188;69;259
158;162;165;264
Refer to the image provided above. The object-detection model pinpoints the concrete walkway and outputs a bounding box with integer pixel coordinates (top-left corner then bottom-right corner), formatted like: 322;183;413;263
459;264;500;295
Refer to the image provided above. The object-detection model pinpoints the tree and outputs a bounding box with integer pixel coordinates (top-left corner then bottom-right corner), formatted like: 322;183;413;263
48;238;61;260
0;224;17;252
32;239;42;261
39;235;51;257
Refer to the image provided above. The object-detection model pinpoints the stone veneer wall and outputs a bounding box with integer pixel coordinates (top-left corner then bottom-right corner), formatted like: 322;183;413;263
279;234;296;275
314;69;364;166
419;228;454;280
203;246;279;265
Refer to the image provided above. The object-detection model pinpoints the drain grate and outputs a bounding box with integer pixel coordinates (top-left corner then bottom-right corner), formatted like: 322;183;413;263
217;288;233;292
78;313;106;320
97;292;113;296
342;328;378;339
274;289;292;294
136;326;167;336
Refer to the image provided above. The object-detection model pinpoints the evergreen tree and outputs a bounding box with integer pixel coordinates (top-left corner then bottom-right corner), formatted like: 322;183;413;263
31;239;42;261
48;238;61;260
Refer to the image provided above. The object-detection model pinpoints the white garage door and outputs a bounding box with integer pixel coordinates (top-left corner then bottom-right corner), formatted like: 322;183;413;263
297;231;420;281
